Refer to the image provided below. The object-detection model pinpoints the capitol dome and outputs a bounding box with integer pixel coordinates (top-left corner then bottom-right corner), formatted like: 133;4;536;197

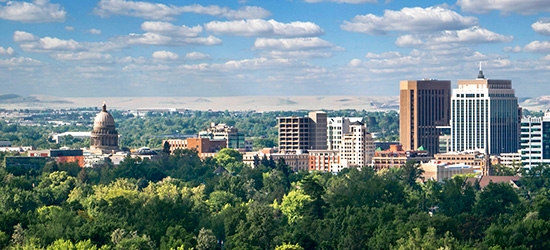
90;102;119;152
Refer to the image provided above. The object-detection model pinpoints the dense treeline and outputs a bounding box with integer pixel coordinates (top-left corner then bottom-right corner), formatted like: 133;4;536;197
0;109;399;150
2;149;550;249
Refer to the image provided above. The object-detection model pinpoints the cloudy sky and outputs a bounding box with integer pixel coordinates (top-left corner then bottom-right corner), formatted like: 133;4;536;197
1;0;550;97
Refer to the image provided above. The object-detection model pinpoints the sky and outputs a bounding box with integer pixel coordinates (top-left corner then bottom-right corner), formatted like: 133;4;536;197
1;0;550;98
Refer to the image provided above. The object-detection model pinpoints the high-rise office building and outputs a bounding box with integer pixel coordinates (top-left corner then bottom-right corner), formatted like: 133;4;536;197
278;111;327;153
400;79;451;155
450;69;519;155
520;113;550;169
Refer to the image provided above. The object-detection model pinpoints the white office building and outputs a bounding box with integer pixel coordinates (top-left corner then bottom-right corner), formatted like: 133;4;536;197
327;117;363;150
450;68;519;155
520;114;550;169
339;121;374;167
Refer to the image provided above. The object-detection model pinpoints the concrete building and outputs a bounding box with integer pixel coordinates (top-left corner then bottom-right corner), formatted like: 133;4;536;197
163;138;226;156
51;132;91;144
420;161;475;182
499;152;522;169
199;123;245;149
308;150;344;173
0;141;11;147
278;111;327;153
400;79;451;156
450;68;520;155
339;121;374;167
28;148;85;167
520;114;550;169
433;151;487;173
371;144;432;170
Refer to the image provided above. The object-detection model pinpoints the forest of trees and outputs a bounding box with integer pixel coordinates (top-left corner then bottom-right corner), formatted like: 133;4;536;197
0;109;400;150
1;148;550;249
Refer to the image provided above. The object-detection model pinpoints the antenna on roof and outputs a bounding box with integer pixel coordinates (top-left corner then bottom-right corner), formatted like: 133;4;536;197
477;61;485;79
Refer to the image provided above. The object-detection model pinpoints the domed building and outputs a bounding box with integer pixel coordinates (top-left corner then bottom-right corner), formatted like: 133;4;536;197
90;102;119;152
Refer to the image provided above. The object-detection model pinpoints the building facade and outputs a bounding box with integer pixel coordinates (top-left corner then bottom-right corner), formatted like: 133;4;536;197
450;70;519;155
371;144;432;170
400;79;451;156
278;111;327;153
520;114;550;169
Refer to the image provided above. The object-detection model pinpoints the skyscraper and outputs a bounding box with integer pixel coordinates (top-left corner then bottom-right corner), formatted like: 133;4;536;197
450;68;519;155
520;113;550;169
400;79;451;155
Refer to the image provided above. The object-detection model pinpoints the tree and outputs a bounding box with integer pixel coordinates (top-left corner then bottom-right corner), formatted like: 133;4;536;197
214;148;243;169
194;228;217;250
275;243;304;250
392;227;458;250
278;189;313;224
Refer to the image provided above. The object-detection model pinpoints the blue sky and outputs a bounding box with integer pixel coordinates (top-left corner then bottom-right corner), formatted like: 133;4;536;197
1;0;550;97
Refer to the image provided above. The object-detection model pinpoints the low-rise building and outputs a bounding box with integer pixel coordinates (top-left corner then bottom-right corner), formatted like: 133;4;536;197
420;160;476;182
308;150;345;173
371;144;432;170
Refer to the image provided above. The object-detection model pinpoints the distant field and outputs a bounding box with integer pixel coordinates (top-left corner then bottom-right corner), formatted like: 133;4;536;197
0;95;400;111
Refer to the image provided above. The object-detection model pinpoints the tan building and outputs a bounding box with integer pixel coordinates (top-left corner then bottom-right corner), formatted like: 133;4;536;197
278;111;327;153
371;144;432;170
433;151;487;173
163;138;226;158
340;121;374;167
308;150;344;173
420;161;476;182
400;80;451;156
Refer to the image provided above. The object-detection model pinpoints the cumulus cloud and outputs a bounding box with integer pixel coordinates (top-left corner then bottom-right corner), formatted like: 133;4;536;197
152;50;179;60
0;46;16;56
524;41;550;53
532;19;550;36
457;0;550;14
94;0;270;20
13;30;126;53
341;6;477;35
204;19;324;37
305;0;377;3
184;52;210;60
141;21;202;37
253;37;335;51
65;26;74;31
395;27;513;48
0;0;66;22
0;56;40;66
261;50;332;59
89;29;102;35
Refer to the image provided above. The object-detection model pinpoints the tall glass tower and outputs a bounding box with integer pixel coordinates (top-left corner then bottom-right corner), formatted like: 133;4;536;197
450;68;519;155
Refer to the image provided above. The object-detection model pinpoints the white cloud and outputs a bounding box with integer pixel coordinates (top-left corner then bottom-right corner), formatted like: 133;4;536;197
94;0;270;20
204;19;324;37
395;27;513;48
121;32;222;46
253;37;334;51
0;46;16;56
261;50;332;59
141;21;202;37
532;19;550;36
305;0;377;3
50;52;113;61
524;41;550;53
341;6;477;35
184;52;210;60
152;50;179;60
181;4;270;20
503;46;522;53
65;26;74;31
457;0;550;14
89;29;102;35
0;56;40;66
13;31;126;53
0;0;66;22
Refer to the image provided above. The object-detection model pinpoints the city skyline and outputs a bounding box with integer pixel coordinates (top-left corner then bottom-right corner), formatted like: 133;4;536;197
2;0;550;97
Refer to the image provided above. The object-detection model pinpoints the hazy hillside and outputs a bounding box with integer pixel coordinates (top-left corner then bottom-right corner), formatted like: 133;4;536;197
0;94;549;112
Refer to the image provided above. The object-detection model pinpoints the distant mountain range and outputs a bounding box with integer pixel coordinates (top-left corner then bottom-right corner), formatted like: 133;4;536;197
0;94;548;112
